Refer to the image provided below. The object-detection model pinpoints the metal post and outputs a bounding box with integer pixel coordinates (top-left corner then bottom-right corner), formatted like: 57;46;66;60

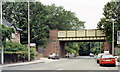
112;20;114;56
28;1;30;62
0;1;3;65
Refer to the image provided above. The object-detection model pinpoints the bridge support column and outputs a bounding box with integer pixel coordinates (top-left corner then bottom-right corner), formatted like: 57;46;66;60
44;29;65;58
59;42;65;58
44;29;59;57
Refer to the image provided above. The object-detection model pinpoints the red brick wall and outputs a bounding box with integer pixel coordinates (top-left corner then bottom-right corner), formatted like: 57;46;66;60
44;40;59;57
44;29;66;58
49;29;58;40
44;29;59;57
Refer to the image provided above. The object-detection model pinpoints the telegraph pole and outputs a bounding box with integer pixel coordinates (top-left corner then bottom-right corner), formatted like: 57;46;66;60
28;0;30;62
0;1;3;65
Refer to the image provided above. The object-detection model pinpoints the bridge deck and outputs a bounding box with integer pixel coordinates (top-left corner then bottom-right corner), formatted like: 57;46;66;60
58;30;106;41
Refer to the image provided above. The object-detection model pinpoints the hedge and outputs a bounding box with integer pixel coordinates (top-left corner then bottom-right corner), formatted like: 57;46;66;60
4;41;36;63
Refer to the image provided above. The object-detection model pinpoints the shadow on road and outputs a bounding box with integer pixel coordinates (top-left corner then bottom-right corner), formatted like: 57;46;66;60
100;64;116;67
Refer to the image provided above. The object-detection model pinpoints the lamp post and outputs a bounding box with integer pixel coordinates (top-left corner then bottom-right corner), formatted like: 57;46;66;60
112;19;115;56
28;0;30;62
111;0;120;55
106;19;115;55
0;1;3;65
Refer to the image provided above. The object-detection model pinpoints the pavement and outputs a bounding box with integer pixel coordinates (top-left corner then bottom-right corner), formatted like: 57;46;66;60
2;58;66;67
0;65;2;72
3;59;44;67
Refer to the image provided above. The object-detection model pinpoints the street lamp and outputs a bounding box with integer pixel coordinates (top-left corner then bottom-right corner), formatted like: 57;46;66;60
28;0;30;62
106;19;115;55
111;0;120;55
112;19;115;56
0;1;3;65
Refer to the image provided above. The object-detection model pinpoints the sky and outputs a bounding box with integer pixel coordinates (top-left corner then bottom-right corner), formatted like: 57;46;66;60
38;0;111;29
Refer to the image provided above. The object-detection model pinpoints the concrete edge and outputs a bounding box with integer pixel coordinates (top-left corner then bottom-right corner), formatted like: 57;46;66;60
3;61;45;67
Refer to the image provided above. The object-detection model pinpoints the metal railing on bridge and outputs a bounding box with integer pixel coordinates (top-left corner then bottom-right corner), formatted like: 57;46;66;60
58;29;106;41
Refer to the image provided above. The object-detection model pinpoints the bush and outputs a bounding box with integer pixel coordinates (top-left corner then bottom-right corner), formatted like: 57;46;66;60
4;41;36;62
4;41;27;52
30;48;36;60
117;57;120;62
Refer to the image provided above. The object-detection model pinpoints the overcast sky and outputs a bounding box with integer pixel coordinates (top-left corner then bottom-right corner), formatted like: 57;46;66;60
38;0;111;29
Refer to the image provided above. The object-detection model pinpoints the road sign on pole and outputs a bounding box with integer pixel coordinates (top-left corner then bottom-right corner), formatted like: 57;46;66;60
117;30;120;44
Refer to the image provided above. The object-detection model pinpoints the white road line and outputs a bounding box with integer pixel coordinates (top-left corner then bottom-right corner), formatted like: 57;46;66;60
57;69;63;70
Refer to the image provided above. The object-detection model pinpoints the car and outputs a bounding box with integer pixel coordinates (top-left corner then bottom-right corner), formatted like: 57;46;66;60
89;53;94;57
97;53;104;63
65;53;70;58
99;54;116;66
114;56;119;61
114;56;119;65
48;53;60;59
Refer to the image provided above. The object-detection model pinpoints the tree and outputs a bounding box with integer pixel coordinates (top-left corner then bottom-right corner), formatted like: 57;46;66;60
2;2;28;44
46;4;85;30
97;1;120;47
78;42;90;56
90;42;104;54
1;25;14;43
2;2;85;48
65;42;79;54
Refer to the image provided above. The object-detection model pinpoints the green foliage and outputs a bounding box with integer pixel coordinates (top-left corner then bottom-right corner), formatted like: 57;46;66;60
4;41;27;52
78;42;90;55
117;57;120;62
90;42;104;55
46;4;85;30
1;24;14;42
4;41;35;60
97;1;120;46
2;2;28;44
2;2;85;48
30;48;36;60
117;45;120;55
65;42;104;55
65;42;79;54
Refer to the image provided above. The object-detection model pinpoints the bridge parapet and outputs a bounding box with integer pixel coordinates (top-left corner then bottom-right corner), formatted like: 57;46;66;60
58;30;106;41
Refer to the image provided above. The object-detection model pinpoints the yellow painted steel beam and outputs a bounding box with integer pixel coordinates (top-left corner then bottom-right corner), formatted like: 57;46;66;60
58;37;106;41
58;30;105;38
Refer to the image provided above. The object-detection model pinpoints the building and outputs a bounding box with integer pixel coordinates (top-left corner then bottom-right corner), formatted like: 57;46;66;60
2;19;22;43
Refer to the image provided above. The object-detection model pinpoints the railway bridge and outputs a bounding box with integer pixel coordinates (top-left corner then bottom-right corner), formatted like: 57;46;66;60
44;29;110;57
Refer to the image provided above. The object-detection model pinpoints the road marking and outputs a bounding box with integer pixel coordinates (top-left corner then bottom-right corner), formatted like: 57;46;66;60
57;69;63;70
